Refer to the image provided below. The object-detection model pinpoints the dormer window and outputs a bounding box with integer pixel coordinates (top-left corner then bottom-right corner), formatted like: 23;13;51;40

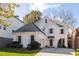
45;19;47;23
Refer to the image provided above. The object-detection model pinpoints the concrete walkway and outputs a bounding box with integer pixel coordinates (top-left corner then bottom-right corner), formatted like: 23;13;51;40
36;48;74;56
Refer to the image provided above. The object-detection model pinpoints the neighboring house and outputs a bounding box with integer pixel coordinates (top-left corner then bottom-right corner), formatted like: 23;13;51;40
13;17;71;48
72;28;79;49
0;16;24;38
0;4;24;38
0;16;24;47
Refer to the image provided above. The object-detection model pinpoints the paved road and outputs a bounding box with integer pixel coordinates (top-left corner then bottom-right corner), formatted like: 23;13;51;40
36;48;74;56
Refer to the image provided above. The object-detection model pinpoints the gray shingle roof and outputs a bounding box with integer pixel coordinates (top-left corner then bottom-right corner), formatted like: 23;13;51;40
14;23;46;35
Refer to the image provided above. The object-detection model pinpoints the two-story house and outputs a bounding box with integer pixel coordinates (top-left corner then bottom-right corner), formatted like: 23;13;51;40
13;17;70;48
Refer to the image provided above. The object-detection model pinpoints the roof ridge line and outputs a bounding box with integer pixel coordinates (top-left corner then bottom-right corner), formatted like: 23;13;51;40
33;23;46;35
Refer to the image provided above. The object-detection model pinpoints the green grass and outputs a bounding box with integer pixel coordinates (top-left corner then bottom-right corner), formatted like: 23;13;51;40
0;48;40;56
75;49;79;56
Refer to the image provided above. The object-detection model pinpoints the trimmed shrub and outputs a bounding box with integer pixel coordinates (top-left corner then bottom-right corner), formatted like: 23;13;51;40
62;45;66;48
6;41;23;48
27;44;32;50
27;41;41;50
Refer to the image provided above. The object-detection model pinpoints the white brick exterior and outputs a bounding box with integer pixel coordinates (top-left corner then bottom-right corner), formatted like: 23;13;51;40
13;17;70;48
13;32;47;48
35;17;69;48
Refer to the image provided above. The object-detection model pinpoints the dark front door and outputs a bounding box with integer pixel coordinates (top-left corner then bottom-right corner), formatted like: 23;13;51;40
49;39;53;47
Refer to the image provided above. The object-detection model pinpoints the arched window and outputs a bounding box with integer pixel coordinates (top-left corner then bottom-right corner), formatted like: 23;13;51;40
31;35;34;41
49;28;53;34
60;29;64;34
18;36;21;43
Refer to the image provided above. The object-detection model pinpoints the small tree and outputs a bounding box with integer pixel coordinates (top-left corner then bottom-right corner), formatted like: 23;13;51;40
0;3;19;27
6;41;23;48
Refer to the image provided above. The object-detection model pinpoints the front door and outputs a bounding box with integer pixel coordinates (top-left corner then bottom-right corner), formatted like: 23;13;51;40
49;39;53;47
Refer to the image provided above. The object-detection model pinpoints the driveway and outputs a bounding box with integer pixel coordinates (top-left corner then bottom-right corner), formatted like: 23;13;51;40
36;48;74;56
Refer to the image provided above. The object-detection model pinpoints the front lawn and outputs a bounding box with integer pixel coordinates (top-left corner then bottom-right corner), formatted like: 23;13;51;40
0;48;40;56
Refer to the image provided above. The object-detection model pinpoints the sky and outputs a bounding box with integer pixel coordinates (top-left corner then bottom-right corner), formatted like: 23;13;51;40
14;3;79;28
